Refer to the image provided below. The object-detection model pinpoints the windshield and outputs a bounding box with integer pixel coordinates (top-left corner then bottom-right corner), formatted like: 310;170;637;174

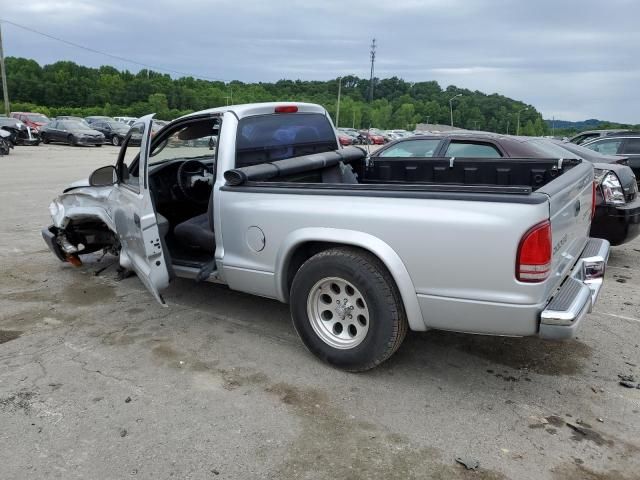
59;120;86;129
26;114;49;123
525;139;576;158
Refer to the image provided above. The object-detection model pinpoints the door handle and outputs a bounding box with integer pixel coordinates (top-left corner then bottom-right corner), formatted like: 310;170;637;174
134;214;141;227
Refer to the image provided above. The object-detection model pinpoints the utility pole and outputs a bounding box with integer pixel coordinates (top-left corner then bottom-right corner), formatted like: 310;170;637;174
516;107;529;136
352;110;356;129
368;38;376;102
552;116;555;136
506;120;510;135
335;77;342;127
449;93;462;127
0;22;10;116
473;120;479;130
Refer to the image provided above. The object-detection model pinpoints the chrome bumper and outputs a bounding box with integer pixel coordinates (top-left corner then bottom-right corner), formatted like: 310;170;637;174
539;238;610;340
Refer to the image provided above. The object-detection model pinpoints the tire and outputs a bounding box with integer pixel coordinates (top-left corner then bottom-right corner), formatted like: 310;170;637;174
290;247;408;371
112;135;121;146
41;134;50;144
96;143;102;147
68;134;77;146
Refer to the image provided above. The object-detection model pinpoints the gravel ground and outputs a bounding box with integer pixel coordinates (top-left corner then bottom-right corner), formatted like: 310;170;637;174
0;143;639;480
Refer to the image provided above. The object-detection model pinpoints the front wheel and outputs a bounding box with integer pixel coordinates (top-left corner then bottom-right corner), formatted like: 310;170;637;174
290;247;408;371
41;134;50;144
111;135;121;146
68;134;77;146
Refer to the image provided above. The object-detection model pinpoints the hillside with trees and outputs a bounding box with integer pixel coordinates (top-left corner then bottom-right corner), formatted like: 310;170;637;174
5;56;549;134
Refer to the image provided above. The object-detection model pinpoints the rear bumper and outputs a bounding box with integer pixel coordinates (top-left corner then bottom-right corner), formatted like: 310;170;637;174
539;238;610;340
590;198;640;246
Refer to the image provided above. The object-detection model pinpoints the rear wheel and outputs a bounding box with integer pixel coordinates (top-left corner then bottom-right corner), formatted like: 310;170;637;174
111;135;121;146
290;247;408;371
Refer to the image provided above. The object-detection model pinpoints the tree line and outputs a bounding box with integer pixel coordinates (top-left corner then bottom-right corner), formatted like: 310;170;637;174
5;56;549;134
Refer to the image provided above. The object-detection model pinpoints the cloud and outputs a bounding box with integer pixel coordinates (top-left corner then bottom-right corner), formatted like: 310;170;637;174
1;0;638;122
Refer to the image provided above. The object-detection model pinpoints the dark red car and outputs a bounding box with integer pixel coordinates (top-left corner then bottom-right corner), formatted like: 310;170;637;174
359;130;385;145
11;112;51;133
336;132;353;146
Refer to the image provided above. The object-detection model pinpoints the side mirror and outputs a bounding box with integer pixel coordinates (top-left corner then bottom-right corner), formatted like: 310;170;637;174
89;165;118;186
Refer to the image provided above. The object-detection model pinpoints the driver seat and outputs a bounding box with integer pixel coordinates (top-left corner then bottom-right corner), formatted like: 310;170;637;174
173;196;215;254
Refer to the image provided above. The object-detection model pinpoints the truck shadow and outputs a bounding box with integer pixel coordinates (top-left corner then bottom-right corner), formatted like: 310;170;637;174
165;277;592;377
390;329;593;376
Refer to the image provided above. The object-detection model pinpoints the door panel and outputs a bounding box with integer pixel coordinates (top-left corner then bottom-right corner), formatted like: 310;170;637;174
109;114;170;305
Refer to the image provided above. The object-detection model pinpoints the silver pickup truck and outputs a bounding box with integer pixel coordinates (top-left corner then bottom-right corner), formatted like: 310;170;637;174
42;102;610;371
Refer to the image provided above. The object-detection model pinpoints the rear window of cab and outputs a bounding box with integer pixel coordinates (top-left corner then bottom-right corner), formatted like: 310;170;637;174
236;113;338;167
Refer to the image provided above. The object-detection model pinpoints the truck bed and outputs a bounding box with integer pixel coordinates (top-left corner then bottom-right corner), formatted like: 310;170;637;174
224;147;582;193
358;156;581;191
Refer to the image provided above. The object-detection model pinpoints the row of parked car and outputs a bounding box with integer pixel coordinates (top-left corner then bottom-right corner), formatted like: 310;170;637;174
336;127;414;146
0;112;151;153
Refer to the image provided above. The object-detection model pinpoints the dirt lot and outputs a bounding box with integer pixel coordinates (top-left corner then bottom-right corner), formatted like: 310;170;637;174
1;144;639;480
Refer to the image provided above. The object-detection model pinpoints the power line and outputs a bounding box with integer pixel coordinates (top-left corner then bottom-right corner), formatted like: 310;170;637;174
0;17;229;82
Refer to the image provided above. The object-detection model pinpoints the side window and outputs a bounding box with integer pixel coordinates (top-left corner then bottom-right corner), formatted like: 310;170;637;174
573;133;598;145
622;138;640;154
445;141;502;157
379;139;441;158
586;139;622;155
49;121;58;129
117;122;147;192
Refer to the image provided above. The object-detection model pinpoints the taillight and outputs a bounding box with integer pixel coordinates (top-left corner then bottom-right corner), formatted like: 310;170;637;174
591;180;597;219
516;220;552;283
275;105;298;113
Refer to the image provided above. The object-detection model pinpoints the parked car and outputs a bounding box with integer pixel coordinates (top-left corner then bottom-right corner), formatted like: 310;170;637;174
359;130;385;145
336;130;353;146
84;116;115;125
369;134;640;246
0;116;41;146
114;116;138;126
40;120;105;146
42;103;608;371
10;112;50;133
542;139;640;246
568;129;631;145
370;128;392;143
581;135;640;182
90;120;131;146
337;128;363;145
0;128;12;155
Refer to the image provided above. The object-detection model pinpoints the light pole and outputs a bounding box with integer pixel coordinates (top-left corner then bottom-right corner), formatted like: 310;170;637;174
0;23;10;116
335;77;342;127
516;107;529;136
449;94;462;127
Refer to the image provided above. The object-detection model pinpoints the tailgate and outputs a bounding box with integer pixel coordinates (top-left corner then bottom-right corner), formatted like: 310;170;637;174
538;162;594;296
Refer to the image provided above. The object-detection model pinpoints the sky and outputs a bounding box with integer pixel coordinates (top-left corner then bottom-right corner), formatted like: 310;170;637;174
2;0;639;123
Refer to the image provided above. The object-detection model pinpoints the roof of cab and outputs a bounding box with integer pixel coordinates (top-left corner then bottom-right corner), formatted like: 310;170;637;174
178;102;327;121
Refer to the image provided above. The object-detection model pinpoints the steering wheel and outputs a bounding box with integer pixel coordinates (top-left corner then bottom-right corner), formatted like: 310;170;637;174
177;160;213;204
